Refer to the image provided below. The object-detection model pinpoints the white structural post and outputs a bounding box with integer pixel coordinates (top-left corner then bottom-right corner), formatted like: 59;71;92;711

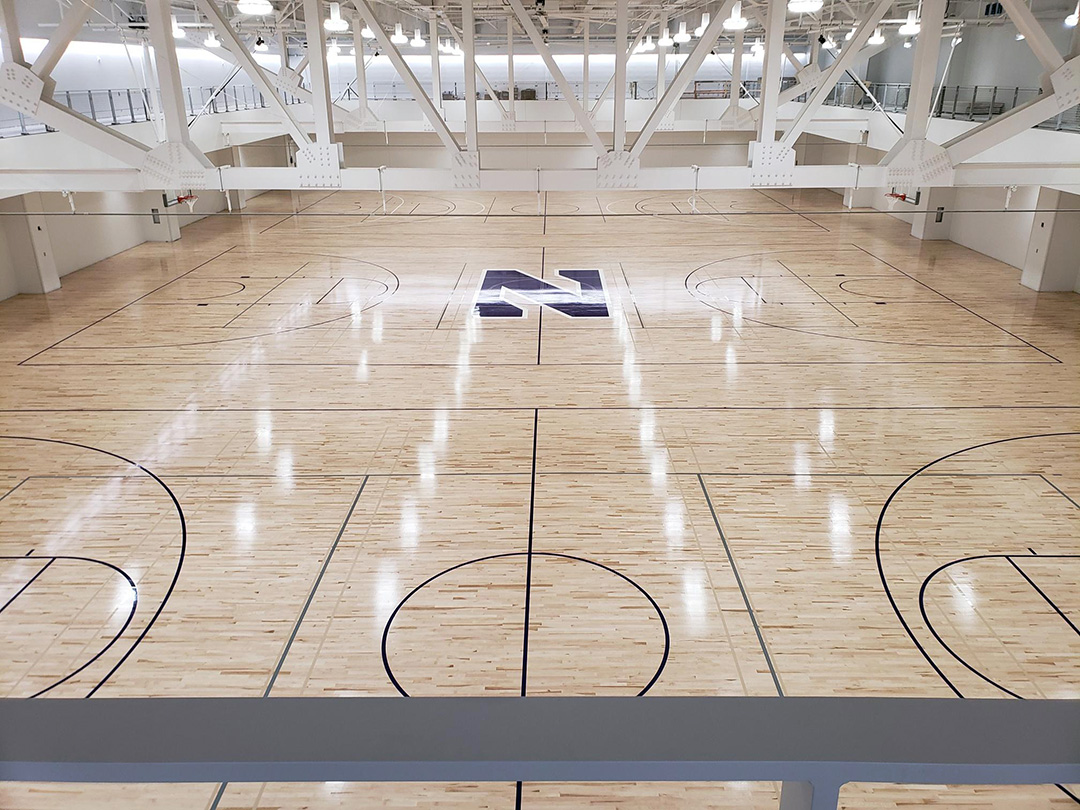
656;10;668;97
903;0;946;142
145;0;207;154
582;19;590;105
462;0;479;152
507;16;516;119
279;31;290;71
32;1;94;81
755;0;786;141
508;0;607;155
430;12;442;111
351;0;460;150
944;93;1062;163
1000;0;1065;73
1020;188;1080;291
352;16;370;120
303;0;337;148
630;1;735;160
780;0;891;147
613;0;629;152
0;0;25;64
730;28;744;108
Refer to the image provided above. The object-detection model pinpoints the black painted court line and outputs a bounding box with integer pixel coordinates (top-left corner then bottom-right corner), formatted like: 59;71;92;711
0;477;28;503
848;242;1062;364
1038;474;1080;510
0;558;53;615
263;477;369;696
778;259;861;327
697;474;784;697
221;261;309;328
1007;556;1080;638
208;477;368;810
17;244;238;366
435;263;468;330
536;248;545;365
5;404;1080;413
521;409;539;697
754;188;830;233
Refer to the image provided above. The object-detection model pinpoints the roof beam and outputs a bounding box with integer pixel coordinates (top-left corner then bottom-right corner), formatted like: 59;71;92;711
34;98;151;167
508;0;607;156
1000;0;1065;74
0;0;25;64
943;92;1063;164
613;0;628;152
462;0;479;151
302;0;336;147
32;0;94;80
349;0;461;152
780;0;892;147
755;0;787;141
900;0;947;143
194;0;312;147
629;0;736;160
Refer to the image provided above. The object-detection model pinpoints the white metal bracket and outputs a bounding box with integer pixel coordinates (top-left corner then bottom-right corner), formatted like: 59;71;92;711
140;142;219;189
1050;57;1080;111
749;141;796;186
0;61;43;115
884;138;955;190
452;151;481;189
597;151;640;189
297;143;344;188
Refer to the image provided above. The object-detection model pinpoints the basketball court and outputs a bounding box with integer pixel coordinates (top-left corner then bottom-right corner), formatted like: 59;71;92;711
1;189;1078;808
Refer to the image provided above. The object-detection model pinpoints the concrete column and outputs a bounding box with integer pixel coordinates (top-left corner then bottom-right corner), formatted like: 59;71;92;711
909;187;954;240
1021;188;1080;291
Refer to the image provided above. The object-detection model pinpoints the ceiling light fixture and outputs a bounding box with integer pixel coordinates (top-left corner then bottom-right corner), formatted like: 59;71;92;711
237;0;273;16
868;27;885;45
171;15;186;38
903;38;912;47
788;0;824;14
658;27;674;47
1066;2;1079;25
327;38;341;56
844;25;856;40
204;31;221;47
724;3;749;30
898;9;920;36
324;1;348;32
750;36;764;55
390;23;408;45
642;34;656;51
361;25;375;39
694;12;711;36
1015;31;1025;39
673;20;691;43
411;28;425;47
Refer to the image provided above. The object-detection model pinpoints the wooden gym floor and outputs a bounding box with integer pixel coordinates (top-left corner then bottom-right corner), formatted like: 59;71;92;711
0;188;1078;809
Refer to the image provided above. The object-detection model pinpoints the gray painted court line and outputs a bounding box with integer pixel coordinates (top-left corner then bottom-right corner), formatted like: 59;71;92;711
697;474;784;697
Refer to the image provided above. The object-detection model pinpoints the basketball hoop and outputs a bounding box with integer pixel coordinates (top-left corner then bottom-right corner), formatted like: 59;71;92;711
177;194;199;214
884;191;908;203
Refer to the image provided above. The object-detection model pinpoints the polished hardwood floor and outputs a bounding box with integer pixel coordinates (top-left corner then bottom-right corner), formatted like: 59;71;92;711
1;189;1078;808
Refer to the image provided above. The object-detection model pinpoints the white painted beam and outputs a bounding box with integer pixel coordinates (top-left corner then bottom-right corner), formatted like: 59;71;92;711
780;0;892;147
1000;0;1065;74
430;12;442;112
194;0;312;147
507;16;515;120
755;0;787;141
944;93;1063;164
353;15;372;120
303;0;336;147
34;98;151;167
656;11;668;98
508;0;607;156
462;0;479;151
582;19;590;105
629;1;736;161
613;0;628;152
350;0;461;151
32;0;94;80
900;0;946;142
0;0;26;64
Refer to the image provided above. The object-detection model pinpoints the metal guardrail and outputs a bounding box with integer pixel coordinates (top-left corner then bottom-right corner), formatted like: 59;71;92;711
2;696;1079;810
823;81;1080;132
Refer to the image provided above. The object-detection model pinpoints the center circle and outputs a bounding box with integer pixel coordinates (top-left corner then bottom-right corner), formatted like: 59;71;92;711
381;552;669;697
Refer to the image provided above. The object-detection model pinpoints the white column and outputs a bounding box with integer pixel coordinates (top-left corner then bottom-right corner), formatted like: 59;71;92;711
462;0;479;152
0;0;25;64
279;31;290;71
507;16;515;119
582;19;590;104
613;0;628;152
730;28;744;107
756;0;787;142
430;12;442;111
303;0;337;147
910;188;954;240
8;194;61;294
656;10;668;97
900;0;946;142
144;0;196;144
352;16;370;120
